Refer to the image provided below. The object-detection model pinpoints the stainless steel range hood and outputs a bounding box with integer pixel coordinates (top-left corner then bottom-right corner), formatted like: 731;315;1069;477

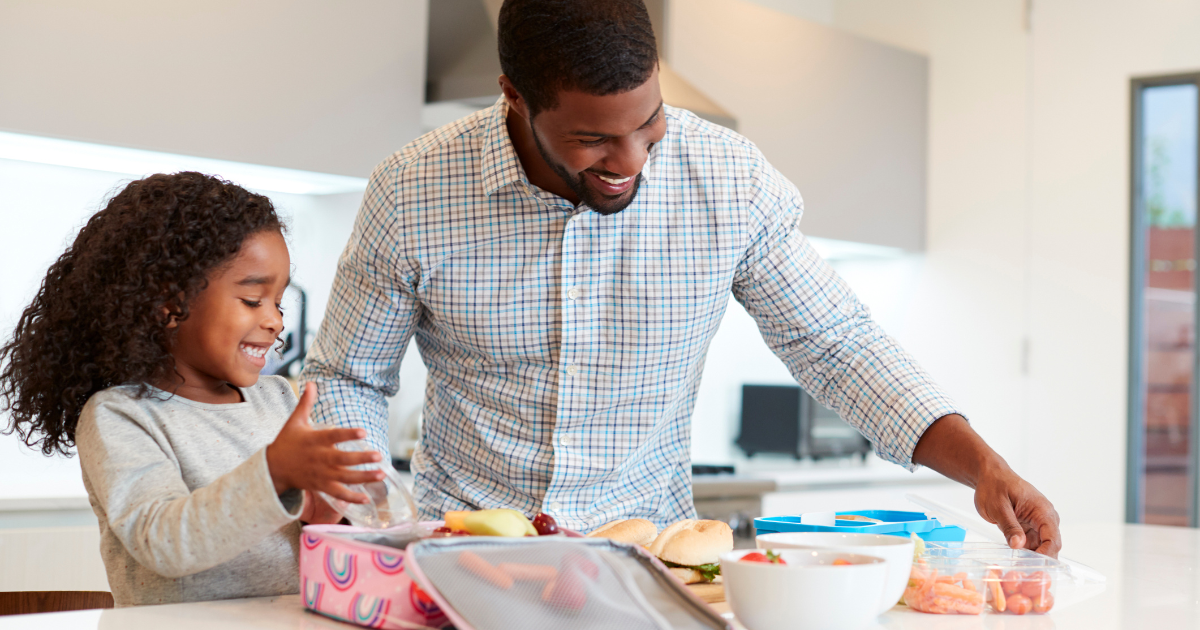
425;0;736;130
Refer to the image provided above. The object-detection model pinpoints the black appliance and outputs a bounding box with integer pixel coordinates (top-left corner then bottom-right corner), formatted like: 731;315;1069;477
261;285;307;378
735;384;871;460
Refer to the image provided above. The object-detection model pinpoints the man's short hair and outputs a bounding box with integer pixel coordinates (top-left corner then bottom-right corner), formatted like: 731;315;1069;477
498;0;658;117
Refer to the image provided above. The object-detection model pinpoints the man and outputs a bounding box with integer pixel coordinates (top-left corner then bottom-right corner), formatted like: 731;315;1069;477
302;0;1061;556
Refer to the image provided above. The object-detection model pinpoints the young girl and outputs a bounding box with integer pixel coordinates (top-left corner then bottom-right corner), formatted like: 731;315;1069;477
0;172;384;606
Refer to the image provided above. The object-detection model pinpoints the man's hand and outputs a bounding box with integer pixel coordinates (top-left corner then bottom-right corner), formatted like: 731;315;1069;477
972;464;1061;557
266;383;385;505
912;414;1062;557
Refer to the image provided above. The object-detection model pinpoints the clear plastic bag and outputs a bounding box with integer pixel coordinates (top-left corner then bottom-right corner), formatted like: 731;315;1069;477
315;438;420;530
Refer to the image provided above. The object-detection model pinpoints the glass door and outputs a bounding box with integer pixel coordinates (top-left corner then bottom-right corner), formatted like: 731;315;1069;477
1130;75;1200;526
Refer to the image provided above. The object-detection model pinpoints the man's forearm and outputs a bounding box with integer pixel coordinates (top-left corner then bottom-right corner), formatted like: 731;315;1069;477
911;414;1011;489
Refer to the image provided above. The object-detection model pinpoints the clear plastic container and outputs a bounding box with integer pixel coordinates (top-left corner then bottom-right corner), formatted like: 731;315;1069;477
980;558;1062;615
903;557;988;614
314;438;420;530
922;541;1013;555
922;547;1063;615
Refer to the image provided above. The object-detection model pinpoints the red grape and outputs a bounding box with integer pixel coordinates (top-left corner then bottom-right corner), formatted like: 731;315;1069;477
532;512;560;536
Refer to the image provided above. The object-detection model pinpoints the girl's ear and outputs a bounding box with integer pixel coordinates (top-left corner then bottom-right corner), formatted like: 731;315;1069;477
161;291;187;328
160;303;181;329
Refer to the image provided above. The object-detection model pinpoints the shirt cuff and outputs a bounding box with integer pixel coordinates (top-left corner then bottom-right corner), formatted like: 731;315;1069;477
248;447;304;520
877;388;967;472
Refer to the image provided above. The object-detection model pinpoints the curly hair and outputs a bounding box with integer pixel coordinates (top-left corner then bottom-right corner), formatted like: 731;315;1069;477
0;172;284;456
498;0;659;117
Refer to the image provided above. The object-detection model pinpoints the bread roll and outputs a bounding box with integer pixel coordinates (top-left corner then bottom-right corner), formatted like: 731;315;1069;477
647;519;733;567
586;518;658;546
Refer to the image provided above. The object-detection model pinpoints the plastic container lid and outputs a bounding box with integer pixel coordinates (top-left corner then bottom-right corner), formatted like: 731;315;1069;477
754;510;967;543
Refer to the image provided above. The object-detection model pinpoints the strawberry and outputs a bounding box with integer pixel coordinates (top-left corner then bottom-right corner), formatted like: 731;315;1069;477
740;550;787;565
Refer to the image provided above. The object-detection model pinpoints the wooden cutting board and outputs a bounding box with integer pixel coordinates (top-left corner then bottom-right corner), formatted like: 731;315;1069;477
687;581;726;604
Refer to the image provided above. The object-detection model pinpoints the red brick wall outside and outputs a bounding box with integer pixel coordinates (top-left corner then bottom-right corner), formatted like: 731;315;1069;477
1143;227;1194;526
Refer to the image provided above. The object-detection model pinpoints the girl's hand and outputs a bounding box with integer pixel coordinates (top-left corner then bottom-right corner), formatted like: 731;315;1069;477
266;383;385;505
300;490;345;524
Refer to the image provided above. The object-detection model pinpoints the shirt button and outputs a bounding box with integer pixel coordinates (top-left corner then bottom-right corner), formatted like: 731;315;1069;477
566;364;579;376
549;501;562;511
567;287;580;300
560;435;573;447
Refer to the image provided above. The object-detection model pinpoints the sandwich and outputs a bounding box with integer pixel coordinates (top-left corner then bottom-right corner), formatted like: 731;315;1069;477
646;519;733;584
585;518;658;546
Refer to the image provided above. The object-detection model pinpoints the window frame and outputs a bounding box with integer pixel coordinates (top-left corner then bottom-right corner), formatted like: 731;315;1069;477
1128;72;1200;526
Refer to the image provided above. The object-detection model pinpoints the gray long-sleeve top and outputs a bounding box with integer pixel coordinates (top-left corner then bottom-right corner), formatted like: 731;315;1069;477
76;376;304;606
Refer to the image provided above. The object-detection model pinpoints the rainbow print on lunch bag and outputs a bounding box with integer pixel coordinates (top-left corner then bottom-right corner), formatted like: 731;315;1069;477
299;524;448;629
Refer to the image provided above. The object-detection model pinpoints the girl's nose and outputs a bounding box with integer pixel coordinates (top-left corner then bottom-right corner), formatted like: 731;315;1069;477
264;307;284;335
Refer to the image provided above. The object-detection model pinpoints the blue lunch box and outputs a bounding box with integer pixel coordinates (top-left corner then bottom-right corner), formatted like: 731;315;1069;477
753;510;967;542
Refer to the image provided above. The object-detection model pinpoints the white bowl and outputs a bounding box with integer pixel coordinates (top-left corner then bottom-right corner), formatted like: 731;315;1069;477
720;549;889;630
756;532;914;615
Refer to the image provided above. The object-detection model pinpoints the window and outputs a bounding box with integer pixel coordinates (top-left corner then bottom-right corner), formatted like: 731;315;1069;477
1129;75;1200;526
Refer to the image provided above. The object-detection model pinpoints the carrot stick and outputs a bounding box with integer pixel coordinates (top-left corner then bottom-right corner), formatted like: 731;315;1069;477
459;551;513;589
499;563;557;582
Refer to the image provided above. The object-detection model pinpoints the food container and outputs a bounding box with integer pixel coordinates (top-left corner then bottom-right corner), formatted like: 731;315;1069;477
404;536;729;630
922;547;1065;615
300;521;589;629
754;510;967;543
755;532;913;615
721;548;890;630
903;557;988;615
924;541;1012;554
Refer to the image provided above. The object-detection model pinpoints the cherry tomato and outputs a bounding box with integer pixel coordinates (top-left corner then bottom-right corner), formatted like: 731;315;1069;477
563;553;600;581
542;570;587;612
1001;570;1023;595
1019;570;1050;599
1007;593;1033;615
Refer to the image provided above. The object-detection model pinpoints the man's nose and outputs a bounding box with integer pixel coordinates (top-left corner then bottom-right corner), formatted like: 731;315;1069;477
600;136;650;177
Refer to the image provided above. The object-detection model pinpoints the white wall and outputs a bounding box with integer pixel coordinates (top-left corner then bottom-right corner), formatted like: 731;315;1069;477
0;0;427;178
680;0;1031;477
1023;0;1200;526
821;0;1200;531
0;160;369;499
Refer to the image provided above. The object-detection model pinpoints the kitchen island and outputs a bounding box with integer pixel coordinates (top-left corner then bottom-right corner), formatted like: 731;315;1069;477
0;522;1192;629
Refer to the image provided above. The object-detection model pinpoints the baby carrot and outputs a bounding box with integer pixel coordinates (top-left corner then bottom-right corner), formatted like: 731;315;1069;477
499;563;557;582
459;551;513;590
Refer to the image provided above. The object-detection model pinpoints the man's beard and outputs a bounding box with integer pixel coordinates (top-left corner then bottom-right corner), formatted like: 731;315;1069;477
531;125;643;216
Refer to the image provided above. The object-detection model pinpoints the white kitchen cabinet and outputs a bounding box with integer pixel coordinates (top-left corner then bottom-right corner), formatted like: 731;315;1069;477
0;1;428;178
667;0;928;251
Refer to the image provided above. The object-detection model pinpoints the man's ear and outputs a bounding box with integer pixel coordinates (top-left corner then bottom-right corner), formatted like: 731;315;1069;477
498;75;529;122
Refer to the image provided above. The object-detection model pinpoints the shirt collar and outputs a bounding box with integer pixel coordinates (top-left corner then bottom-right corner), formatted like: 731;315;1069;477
480;96;527;197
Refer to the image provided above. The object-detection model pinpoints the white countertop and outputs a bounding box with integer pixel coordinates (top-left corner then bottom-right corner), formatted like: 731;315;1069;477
0;522;1192;629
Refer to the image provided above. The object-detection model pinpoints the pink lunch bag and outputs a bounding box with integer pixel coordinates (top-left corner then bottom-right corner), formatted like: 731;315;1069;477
299;523;450;629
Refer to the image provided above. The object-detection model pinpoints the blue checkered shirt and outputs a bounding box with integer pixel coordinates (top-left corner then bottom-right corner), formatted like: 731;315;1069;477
301;99;963;531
